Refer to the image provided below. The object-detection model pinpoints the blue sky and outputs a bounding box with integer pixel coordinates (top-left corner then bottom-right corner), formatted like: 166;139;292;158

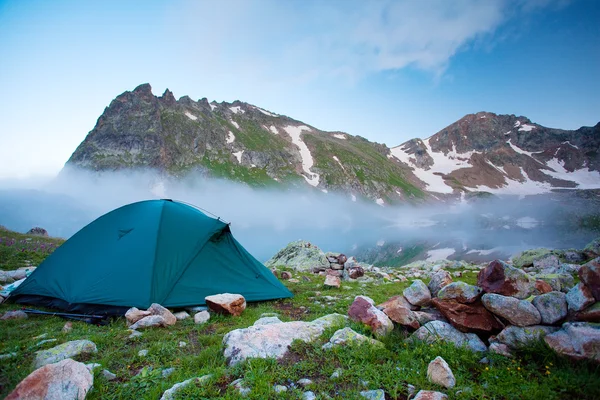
1;0;598;178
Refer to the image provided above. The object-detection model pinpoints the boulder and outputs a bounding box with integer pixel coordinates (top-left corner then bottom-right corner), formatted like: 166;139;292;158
512;249;552;268
535;280;553;294
173;311;190;321
481;293;541;326
578;258;600;301
488;341;514;357
6;358;93;400
410;321;487;352
194;311;210;324
532;292;567;324
281;271;292;280
125;307;151;325
436;282;482;303
264;240;330;271
33;340;97;368
428;270;453;297
254;316;282;325
566;282;596;311
324;275;341;288
330;263;344;270
129;315;167;330
322;327;384;350
147;303;177;326
403;280;432;307
564;250;586;263
360;389;385;400
26;227;48;236
413;309;447;325
379;296;420;330
427;356;455;388
413;390;448;400
533;254;560;271
544;322;600;362
223;314;346;365
347;266;365;279
1;310;28;320
584;237;600;255
477;260;535;299
337;254;348;264
574;302;600;322
495;325;559;349
160;375;212;400
326;269;343;277
348;296;394;338
432;299;503;334
205;293;246;316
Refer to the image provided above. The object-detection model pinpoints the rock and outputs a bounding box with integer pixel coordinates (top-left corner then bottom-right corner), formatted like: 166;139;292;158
61;322;73;333
477;260;535;299
403;280;432;307
303;391;316;400
148;303;177;326
544;322;600;362
330;263;344;270
322;327;384;350
26;227;48;236
413;390;448;400
324;274;341;288
347;266;365;279
0;352;17;360
129;315;167;330
128;329;142;338
205;293;246;316
431;299;503;334
178;341;187;347
297;378;313;387
1;310;28;320
584;237;600;255
161;368;175;378
254;316;282;325
495;325;559;349
360;389;385;399
481;293;541;326
102;369;117;380
410;321;487;352
330;368;342;379
532;292;567;324
578;258;600;301
274;385;288;393
427;356;455;388
337;254;348;264
512;248;552;268
379;296;420;330
271;268;279;278
288;278;300;283
160;375;212;400
125;307;152;325
535;280;553;294
564;250;586;263
437;282;482;303
194;311;210;324
488;341;514;357
413;309;447;325
348;296;394;338
231;378;251;396
6;358;92;400
428;270;453;297
265;240;330;271
281;271;292;280
574;302;600;322
138;349;148;357
33;339;97;368
533;254;560;271
223;314;347;365
326;269;343;277
174;311;190;320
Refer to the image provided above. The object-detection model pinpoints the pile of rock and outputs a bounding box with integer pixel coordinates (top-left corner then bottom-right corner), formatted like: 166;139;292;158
349;258;600;362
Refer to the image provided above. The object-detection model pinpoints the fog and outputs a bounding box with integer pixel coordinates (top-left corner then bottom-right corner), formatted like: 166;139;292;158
0;168;598;263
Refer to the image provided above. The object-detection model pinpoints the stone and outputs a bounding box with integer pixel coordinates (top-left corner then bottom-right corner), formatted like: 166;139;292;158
102;369;117;380
322;327;384;350
564;250;586;263
347;266;365;279
410;321;487;352
194;310;210;324
138;349;148;356
574;302;600;322
431;299;503;334
337;254;348;264
360;389;385;399
0;352;17;360
324;274;341;288
84;363;101;372
148;303;177;326
160;375;212;400
1;310;28;320
481;293;541;326
125;307;152;325
174;311;190;320
535;280;553;294
129;315;167;330
544;322;600;362
6;358;92;400
330;263;345;270
413;390;448;400
178;341;187;347
128;329;142;338
413;309;447;325
478;260;535;299
532;291;567;324
326;269;343;277
348;296;394;338
62;322;73;333
33;340;97;368
297;378;313;387
330;368;342;379
578;258;600;301
428;270;453;297
403;280;432;306
303;391;316;400
488;341;514;357
223;313;346;365
512;248;552;268
161;368;175;378
437;282;482;303
205;293;246;316
533;254;560;271
584;238;600;255
427;356;455;389
281;271;292;280
274;385;288;393
380;297;420;330
264;240;330;271
254;316;282;325
496;325;559;349
27;227;48;236
288;278;300;283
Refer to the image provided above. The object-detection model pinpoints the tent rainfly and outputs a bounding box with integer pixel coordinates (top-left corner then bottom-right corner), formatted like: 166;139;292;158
10;199;292;315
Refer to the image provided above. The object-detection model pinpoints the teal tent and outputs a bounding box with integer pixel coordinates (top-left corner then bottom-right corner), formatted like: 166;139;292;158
10;199;292;314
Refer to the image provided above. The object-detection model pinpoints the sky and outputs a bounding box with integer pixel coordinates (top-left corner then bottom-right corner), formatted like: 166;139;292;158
1;0;599;179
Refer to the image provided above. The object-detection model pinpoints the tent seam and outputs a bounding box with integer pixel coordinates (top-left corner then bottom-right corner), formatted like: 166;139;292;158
149;201;167;306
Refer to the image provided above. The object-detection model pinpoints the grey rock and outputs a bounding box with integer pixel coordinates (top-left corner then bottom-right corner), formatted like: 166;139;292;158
254;316;283;325
532;291;567;324
428;270;453;297
129;315;167;330
297;378;313;387
1;310;28;320
102;369;117;380
138;349;148;357
481;293;541;326
437;281;482;303
265;240;329;271
274;385;288;393
303;391;317;400
194;311;210;324
173;311;190;320
360;389;385;399
0;352;17;360
403;280;432;306
33;340;97;368
496;325;559;349
544;322;600;362
410;321;487;352
322;327;384;350
160;375;212;400
413;390;448;400
427;356;456;388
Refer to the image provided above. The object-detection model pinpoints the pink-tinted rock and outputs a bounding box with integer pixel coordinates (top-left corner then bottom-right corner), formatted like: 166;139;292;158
148;303;177;326
427;356;455;388
347;266;364;279
481;293;541;326
205;293;246;316
578;258;600;301
574;302;600;322
326;269;343;277
348;295;393;338
544;322;600;362
437;282;482;303
324;275;341;288
281;271;292;280
477;260;535;299
566;283;595;312
413;390;448;400
125;307;152;325
428;270;453;297
535;280;553;294
432;298;503;334
1;310;28;320
379;296;420;329
337;254;348;264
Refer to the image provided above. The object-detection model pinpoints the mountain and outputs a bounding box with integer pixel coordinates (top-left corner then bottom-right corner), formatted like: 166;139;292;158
66;84;600;201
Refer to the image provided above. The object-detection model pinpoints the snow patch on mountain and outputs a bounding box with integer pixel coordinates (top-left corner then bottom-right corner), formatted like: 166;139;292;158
506;139;542;158
209;102;217;111
233;150;244;163
256;107;277;117
230;120;240;129
269;126;278;135
467;248;502;256
518;123;536;132
229;106;244;114
332;156;345;171
376;198;385;206
562;141;579;149
283;125;320;187
184;111;197;120
333;133;347;140
226;131;235;144
544;158;600;189
517;217;538;229
426;248;455;261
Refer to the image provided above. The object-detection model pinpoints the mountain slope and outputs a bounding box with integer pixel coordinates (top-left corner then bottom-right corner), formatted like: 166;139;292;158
67;84;426;203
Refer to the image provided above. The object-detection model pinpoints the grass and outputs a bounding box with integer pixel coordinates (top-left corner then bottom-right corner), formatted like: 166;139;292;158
1;231;599;399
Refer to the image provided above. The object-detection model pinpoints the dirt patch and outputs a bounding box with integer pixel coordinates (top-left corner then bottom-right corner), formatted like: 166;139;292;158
272;301;310;320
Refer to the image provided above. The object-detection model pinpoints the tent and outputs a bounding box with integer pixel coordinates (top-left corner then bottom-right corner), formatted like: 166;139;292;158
10;199;292;315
